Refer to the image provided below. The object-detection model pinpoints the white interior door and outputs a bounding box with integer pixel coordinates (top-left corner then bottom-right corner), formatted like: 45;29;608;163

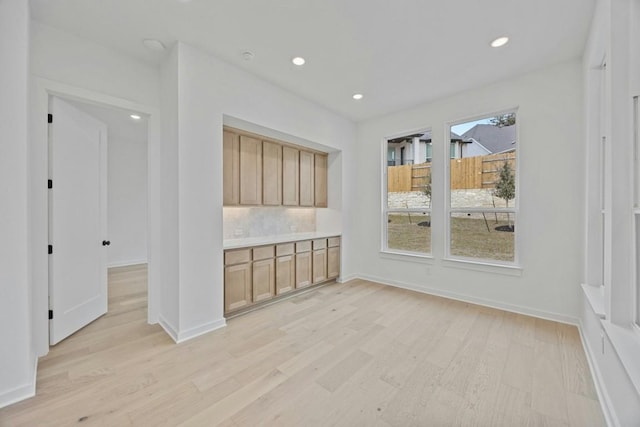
49;97;108;345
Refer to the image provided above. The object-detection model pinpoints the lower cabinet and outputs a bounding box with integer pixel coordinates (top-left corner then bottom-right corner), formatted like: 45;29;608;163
327;246;340;279
224;236;340;315
312;249;327;284
224;263;251;313
327;236;340;279
276;255;295;295
295;251;312;288
252;258;275;302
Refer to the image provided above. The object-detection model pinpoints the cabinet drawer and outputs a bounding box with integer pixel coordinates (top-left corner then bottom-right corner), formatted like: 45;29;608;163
312;239;327;250
328;237;341;247
276;243;294;256
225;248;251;265
296;240;311;253
253;245;275;261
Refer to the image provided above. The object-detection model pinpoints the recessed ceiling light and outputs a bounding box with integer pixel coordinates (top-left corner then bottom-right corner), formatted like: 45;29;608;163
130;114;142;120
242;51;254;61
352;93;363;100
490;36;509;48
292;57;306;66
142;39;165;52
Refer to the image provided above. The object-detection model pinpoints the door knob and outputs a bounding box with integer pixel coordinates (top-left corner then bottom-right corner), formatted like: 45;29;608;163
102;240;111;246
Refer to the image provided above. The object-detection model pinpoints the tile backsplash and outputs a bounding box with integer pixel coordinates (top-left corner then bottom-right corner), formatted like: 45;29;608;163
223;207;316;239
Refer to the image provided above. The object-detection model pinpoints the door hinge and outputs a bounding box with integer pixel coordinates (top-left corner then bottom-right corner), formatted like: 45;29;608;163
48;114;53;124
48;179;52;189
48;245;53;254
48;310;53;320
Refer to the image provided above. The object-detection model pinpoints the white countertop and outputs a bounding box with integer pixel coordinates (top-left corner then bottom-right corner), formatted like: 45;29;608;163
223;231;341;250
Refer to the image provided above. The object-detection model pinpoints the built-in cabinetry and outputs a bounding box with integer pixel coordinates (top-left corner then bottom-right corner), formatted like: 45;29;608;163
239;135;262;205
314;154;328;208
295;240;312;288
282;146;299;206
224;236;340;315
223;126;328;207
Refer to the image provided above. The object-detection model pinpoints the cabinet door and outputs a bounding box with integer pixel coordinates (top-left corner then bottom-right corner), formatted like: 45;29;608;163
282;146;299;206
327;246;340;279
223;130;240;205
239;135;262;205
263;141;282;205
295;251;312;288
299;150;315;206
253;258;275;302
276;255;295;295
314;153;328;207
225;263;251;313
312;249;327;284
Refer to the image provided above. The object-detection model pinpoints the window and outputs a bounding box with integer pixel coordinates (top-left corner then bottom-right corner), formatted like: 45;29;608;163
387;147;396;167
447;113;517;264
425;142;432;162
384;130;432;255
634;95;640;326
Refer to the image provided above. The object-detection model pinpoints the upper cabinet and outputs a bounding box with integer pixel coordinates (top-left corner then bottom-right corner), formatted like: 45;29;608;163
239;135;262;205
314;153;328;207
263;141;282;205
299;150;315;207
223;126;329;207
223;130;240;205
282;146;299;206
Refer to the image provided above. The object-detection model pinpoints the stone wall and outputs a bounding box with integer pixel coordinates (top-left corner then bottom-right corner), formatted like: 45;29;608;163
388;189;513;209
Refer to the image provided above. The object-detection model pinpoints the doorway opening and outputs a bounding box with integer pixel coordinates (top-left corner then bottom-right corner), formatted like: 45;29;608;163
48;95;149;345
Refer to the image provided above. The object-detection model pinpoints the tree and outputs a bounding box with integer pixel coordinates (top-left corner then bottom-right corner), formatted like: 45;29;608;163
422;172;432;208
494;160;515;229
490;113;515;127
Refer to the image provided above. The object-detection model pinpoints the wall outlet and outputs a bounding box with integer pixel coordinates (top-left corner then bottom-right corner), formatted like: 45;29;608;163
234;228;244;237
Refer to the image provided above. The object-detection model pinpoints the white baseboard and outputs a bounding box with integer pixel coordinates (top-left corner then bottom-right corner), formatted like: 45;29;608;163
0;355;37;409
176;319;227;343
337;273;357;283
108;258;148;268
158;316;179;343
577;321;617;427
158;316;227;344
356;274;579;326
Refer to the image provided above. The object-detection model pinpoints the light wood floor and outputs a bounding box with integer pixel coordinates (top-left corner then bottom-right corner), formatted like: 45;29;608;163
0;265;605;426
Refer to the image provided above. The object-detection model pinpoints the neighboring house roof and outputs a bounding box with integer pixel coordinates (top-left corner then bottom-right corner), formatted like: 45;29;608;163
461;124;516;154
388;130;463;144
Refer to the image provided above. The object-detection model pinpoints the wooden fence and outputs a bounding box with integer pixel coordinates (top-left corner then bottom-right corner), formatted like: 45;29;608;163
387;152;515;192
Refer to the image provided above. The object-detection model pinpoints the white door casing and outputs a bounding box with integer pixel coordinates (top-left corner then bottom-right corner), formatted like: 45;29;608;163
49;97;108;345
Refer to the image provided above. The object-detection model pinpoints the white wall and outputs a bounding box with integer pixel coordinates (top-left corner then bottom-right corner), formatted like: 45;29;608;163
0;0;35;408
157;42;357;341
355;59;585;322
107;122;148;267
158;45;180;336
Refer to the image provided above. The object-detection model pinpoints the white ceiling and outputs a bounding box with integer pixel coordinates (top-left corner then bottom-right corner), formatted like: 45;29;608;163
30;0;596;122
64;98;148;142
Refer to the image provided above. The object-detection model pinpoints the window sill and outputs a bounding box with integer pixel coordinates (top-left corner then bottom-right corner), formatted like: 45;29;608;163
600;320;640;398
380;250;433;263
581;283;605;319
442;258;522;276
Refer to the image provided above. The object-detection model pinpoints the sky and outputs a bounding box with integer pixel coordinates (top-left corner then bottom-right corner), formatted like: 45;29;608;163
451;117;492;135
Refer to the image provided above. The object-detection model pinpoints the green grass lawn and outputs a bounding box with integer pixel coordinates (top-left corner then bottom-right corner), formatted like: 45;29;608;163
387;213;514;261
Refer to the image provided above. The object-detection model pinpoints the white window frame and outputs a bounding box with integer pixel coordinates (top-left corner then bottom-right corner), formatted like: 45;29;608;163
634;95;640;328
382;128;433;258
444;109;520;267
